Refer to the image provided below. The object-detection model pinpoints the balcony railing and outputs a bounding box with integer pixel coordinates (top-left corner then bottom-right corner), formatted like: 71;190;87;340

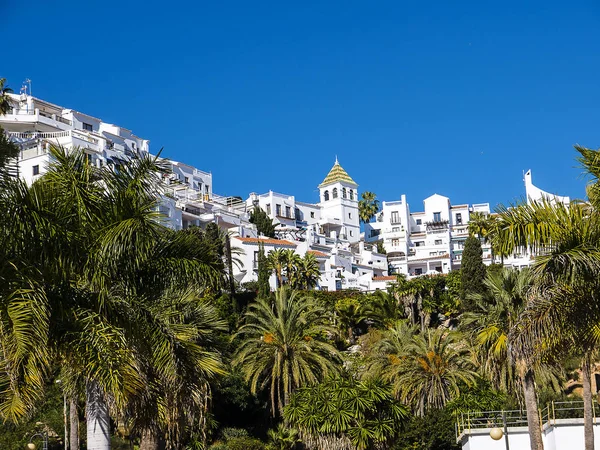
426;219;449;230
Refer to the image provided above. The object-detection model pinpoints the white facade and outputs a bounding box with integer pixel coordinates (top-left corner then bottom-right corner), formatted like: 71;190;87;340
365;194;492;276
3;90;571;292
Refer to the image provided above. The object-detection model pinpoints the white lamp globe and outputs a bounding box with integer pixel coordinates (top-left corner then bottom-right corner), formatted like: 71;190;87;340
27;444;36;450
490;427;504;440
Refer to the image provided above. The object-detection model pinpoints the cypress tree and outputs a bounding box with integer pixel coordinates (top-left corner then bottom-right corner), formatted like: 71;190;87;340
460;235;487;304
250;206;276;238
257;243;271;298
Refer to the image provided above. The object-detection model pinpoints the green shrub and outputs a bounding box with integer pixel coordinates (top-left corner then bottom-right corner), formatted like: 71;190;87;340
226;437;266;450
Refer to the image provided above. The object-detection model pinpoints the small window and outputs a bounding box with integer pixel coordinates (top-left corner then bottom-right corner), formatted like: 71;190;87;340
349;189;354;200
83;122;93;131
435;239;442;245
332;188;338;199
342;188;347;199
286;206;291;218
456;213;462;224
295;208;300;219
310;212;315;218
324;190;330;201
205;185;210;194
391;211;400;224
416;219;422;225
392;238;399;246
350;230;353;237
266;204;271;215
415;268;423;275
32;165;40;176
184;176;189;183
348;213;352;219
415;241;424;247
276;204;282;216
433;212;442;222
392;227;400;232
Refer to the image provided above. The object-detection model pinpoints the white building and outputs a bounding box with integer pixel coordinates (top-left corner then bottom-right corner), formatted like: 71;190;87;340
365;193;492;276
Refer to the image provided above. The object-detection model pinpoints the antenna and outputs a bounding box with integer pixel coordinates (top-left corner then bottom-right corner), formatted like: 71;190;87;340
25;79;31;96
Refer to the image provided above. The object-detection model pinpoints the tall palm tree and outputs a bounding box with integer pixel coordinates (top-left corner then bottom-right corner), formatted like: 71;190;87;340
358;191;380;224
0;145;227;449
282;248;301;286
488;145;600;450
233;288;341;417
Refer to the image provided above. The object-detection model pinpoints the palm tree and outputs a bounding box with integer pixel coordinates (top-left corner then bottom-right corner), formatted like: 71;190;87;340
282;248;301;286
295;253;321;290
365;324;476;416
0;78;12;115
267;248;288;288
358;191;380;224
233;288;341;417
0;145;227;449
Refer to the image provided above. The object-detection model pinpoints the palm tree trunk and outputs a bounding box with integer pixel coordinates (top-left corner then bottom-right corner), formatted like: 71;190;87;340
139;429;163;450
225;234;236;298
86;380;111;450
522;368;544;450
582;354;595;450
70;396;79;450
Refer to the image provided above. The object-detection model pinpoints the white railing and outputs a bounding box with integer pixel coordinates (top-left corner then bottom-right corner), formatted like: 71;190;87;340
8;130;71;140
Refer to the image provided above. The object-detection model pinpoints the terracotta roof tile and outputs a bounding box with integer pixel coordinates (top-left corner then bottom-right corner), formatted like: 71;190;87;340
235;237;297;247
319;160;358;187
372;276;398;281
308;250;329;257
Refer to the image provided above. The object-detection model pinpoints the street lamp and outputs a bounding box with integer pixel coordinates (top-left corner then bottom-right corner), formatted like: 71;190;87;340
26;430;48;450
489;411;509;450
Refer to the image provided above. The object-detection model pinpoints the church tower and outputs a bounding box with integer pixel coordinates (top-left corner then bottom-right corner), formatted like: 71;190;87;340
318;158;360;243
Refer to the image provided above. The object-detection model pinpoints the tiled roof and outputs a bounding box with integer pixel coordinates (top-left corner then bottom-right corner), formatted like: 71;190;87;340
308;250;329;258
450;204;469;209
372;276;398;281
235;237;297;247
319;159;358;188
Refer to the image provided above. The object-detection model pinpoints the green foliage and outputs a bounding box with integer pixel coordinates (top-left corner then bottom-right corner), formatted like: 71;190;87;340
266;424;300;450
460;235;487;304
0;127;19;176
358;191;381;224
376;240;387;254
393;407;460;450
285;377;409;450
233;288;341;417
257;243;271;298
250;206;276;238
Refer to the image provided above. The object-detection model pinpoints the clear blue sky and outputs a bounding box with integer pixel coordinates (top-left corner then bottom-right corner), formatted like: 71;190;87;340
3;0;598;210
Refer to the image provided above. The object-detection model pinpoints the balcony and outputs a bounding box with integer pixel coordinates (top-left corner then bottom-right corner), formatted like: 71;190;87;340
425;219;449;231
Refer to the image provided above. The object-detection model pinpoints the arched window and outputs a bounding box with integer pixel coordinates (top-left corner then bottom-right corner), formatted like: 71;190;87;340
342;188;347;199
324;190;330;201
332;188;338;199
349;189;354;200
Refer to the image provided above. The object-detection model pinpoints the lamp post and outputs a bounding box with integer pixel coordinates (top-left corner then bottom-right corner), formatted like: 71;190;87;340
489;410;510;450
27;430;48;450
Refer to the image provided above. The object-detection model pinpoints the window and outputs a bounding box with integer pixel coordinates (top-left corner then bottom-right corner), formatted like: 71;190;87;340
416;219;422;225
32;165;40;176
184;176;189;184
276;204;282;216
324;190;329;201
456;213;462;224
266;203;271;215
433;212;442;222
342;187;347;198
350;230;353;237
295;208;300;219
435;239;442;245
415;268;423;275
310;212;315;218
435;266;442;273
392;227;400;232
348;213;352;219
392;238;400;246
205;185;210;194
415;241;424;247
332;188;338;199
132;142;136;150
286;206;291;218
349;189;354;200
82;122;93;131
391;211;400;224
